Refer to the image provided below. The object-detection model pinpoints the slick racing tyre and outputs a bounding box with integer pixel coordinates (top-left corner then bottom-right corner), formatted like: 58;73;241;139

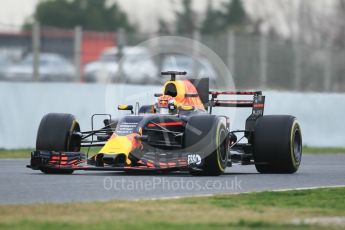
253;115;302;174
36;113;81;174
185;115;228;176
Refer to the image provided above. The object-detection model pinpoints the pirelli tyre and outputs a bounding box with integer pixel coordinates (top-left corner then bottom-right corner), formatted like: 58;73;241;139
36;113;81;174
253;115;302;174
185;115;228;176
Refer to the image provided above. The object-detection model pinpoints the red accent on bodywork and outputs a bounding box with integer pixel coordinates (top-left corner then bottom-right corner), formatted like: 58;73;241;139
254;104;264;108
147;121;184;128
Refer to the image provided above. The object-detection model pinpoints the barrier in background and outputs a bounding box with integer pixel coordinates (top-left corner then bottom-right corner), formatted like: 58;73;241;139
0;82;344;149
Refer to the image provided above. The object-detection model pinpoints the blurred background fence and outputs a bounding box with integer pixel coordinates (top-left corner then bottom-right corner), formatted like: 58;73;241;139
1;0;345;149
0;23;344;92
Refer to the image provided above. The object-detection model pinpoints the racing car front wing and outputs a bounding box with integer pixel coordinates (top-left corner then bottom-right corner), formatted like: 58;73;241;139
27;150;201;172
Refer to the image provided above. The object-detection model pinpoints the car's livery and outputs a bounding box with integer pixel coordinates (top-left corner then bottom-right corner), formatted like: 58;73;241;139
28;71;303;175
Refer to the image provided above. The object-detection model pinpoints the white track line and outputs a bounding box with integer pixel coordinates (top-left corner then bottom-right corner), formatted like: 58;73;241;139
271;185;345;192
134;184;345;201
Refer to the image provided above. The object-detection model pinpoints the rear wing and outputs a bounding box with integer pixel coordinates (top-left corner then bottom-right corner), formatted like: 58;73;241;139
209;91;265;110
209;91;266;132
209;91;263;108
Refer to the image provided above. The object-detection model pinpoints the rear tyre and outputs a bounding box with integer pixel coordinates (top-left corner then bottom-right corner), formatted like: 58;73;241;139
185;115;228;176
36;113;81;174
253;115;302;174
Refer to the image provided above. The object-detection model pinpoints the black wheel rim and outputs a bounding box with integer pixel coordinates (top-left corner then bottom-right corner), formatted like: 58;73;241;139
293;129;302;163
219;129;227;163
69;123;81;152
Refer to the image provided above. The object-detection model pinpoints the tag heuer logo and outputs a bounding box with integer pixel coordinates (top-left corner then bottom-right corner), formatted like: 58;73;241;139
188;154;202;165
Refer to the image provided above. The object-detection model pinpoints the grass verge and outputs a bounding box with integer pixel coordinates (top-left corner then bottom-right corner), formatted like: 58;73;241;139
0;147;101;159
0;146;344;159
0;149;32;159
302;146;345;154
0;187;344;230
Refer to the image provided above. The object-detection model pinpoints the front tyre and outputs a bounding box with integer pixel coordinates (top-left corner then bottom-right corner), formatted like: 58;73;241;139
185;115;228;176
253;115;302;174
36;113;81;174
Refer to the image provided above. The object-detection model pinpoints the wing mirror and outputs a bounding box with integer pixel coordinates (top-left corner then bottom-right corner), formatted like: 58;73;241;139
118;105;134;114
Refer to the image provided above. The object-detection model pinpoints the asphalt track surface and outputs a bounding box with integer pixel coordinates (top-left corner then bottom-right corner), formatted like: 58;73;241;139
0;154;344;204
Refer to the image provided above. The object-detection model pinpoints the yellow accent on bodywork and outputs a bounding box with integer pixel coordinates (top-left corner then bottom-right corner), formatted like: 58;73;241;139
180;105;194;111
163;80;186;103
118;105;130;110
100;135;133;156
162;80;205;111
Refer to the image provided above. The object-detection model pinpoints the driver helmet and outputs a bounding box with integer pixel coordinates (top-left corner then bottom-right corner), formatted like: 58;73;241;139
156;95;177;114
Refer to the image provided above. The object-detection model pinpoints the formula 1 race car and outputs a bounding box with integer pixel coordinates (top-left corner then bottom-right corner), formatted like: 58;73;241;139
28;71;302;176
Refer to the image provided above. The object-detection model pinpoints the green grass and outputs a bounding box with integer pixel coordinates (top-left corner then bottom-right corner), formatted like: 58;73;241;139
207;188;345;211
0;146;344;159
0;149;32;158
0;147;101;159
0;188;344;230
303;146;345;154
